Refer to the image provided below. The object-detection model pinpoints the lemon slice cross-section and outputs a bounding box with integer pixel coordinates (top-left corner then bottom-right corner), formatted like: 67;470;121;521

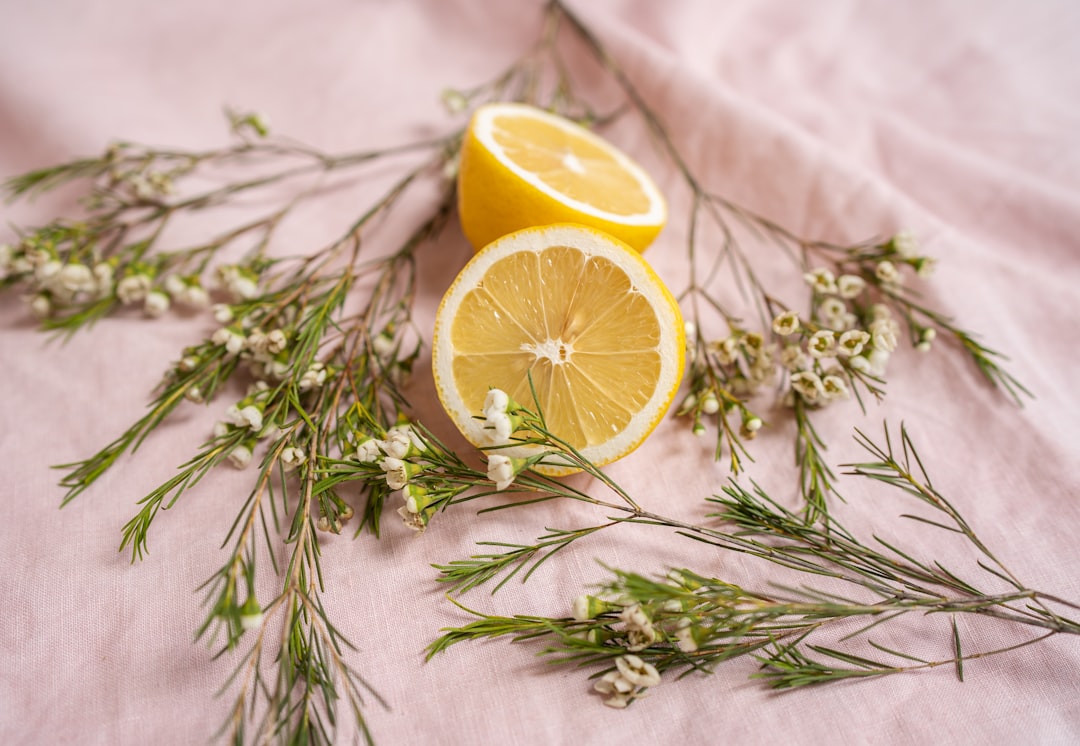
433;224;685;473
457;103;668;253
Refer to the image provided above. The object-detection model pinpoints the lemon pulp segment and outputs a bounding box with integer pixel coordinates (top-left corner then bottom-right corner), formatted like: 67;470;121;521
489;114;653;217
449;244;663;449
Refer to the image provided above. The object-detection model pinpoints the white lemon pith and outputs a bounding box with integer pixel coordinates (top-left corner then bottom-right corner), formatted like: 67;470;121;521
432;224;685;473
457;103;667;253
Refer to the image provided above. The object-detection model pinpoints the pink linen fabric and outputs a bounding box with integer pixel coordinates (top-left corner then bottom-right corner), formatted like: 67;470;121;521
2;1;1079;744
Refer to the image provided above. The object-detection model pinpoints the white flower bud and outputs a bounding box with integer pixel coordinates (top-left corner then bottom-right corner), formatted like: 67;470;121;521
228;444;253;469
700;392;720;415
381;457;410;490
353;438;384;463
116;274;152;305
59;263;96;295
486;454;517;491
144;290;170;318
213;304;234;324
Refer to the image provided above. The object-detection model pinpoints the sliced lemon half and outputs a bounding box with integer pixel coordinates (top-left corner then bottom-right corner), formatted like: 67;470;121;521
457;103;667;253
432;224;685;473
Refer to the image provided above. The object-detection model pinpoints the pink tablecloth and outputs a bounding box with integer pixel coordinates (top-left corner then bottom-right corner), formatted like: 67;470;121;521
2;1;1079;743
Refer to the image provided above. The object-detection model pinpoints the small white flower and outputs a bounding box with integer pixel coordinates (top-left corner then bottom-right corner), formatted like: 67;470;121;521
380;431;412;460
869;349;891;375
484;388;509;414
212;421;231;439
870;303;892;322
35;259;62;286
29;294;51;319
116;273;152;304
822;374;850;400
372;332;396;362
229;275;259;301
265;329;288;355
771;311;800;337
381;457;410;490
683;320;697;339
144;290;170;318
891;229;918;258
298;362;327;391
184;386;204;403
178;355;200;372
353;438;384;463
869;319;898;353
213;303;234;324
804;267;837;295
807;330;837;358
828;312;858;332
836;274;866;299
848;355;871;373
781;345;809;372
837;330;870;357
280;446;306;472
875;260;901;285
791;370;825;402
228;444;253;469
58;263;96;296
743;416;763;433
486;454;517;491
615;654;661;688
710;336;739;365
225;403;264;431
619;604;656;651
178;283;210;309
92;263;115;297
594;671;634;708
818;297;847;322
675;624;698;653
481;389;517;445
212;326;246;356
164;274;186;296
397;505;428;533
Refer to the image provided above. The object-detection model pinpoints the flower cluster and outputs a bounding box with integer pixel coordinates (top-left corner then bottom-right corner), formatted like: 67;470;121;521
346;422;442;533
210;382;275;469
0;224;250;325
681;231;941;445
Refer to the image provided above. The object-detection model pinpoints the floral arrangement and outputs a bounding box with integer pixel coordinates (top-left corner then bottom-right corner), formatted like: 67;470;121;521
1;2;1069;744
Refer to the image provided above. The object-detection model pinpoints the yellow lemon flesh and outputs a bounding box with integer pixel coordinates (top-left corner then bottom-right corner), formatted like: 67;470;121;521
433;224;685;473
457;103;667;253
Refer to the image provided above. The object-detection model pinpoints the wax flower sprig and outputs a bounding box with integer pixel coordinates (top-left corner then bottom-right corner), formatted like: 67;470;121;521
428;401;1080;708
552;1;1029;522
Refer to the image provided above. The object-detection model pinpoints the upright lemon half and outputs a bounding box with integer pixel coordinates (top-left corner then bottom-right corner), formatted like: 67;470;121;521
457;103;667;253
432;224;685;473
